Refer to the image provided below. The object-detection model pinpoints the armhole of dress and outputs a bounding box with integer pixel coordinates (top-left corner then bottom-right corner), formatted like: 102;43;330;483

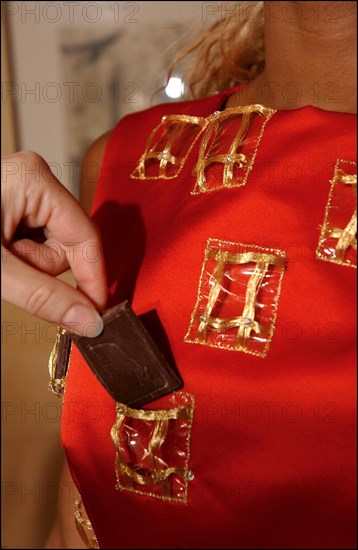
74;497;100;549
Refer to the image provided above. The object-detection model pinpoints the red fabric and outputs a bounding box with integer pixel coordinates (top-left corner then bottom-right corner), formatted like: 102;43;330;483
62;88;357;549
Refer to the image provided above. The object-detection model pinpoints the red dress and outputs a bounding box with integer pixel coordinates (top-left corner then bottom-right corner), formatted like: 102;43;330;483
61;87;357;549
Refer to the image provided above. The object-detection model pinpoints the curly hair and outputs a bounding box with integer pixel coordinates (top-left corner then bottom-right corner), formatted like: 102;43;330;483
167;1;265;99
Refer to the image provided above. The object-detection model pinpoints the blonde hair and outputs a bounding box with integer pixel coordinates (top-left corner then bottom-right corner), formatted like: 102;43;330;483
168;1;265;99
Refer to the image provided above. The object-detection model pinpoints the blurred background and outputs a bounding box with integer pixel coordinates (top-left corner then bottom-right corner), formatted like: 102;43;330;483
1;1;219;547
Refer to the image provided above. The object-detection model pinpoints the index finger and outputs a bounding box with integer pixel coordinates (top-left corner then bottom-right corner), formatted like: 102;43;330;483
21;160;108;310
46;187;108;311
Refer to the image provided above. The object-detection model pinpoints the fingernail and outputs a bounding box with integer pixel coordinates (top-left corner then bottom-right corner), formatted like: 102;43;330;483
62;304;104;338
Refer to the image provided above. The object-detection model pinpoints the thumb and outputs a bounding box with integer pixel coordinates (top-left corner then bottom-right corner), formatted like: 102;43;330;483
1;246;104;337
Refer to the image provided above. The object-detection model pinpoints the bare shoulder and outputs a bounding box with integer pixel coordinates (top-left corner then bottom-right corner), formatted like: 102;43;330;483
80;130;112;213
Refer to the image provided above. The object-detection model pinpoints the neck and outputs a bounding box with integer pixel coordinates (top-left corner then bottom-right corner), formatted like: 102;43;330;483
229;1;357;113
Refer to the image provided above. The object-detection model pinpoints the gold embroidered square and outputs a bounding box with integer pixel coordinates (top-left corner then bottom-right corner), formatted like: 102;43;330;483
184;239;286;357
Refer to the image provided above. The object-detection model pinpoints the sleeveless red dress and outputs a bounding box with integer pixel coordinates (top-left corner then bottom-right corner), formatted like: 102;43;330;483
61;87;357;549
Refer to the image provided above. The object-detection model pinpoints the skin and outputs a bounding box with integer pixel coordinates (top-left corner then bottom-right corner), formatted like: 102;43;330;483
17;1;356;547
227;1;357;113
1;151;108;337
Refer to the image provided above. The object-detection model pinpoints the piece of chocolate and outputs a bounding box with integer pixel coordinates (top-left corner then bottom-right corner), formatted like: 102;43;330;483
73;301;183;407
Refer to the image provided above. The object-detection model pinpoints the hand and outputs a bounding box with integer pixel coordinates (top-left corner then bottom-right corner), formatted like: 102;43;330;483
1;151;108;337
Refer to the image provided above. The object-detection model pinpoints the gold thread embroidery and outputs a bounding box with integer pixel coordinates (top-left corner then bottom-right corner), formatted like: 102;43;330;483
75;498;99;549
130;105;276;189
316;159;357;268
192;104;275;194
48;327;71;400
130;114;207;180
184;239;286;358
111;392;195;503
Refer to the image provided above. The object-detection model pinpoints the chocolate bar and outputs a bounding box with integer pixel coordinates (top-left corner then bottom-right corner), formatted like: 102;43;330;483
73;301;183;407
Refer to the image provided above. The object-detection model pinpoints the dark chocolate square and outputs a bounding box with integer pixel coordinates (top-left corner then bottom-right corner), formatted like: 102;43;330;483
73;301;183;408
